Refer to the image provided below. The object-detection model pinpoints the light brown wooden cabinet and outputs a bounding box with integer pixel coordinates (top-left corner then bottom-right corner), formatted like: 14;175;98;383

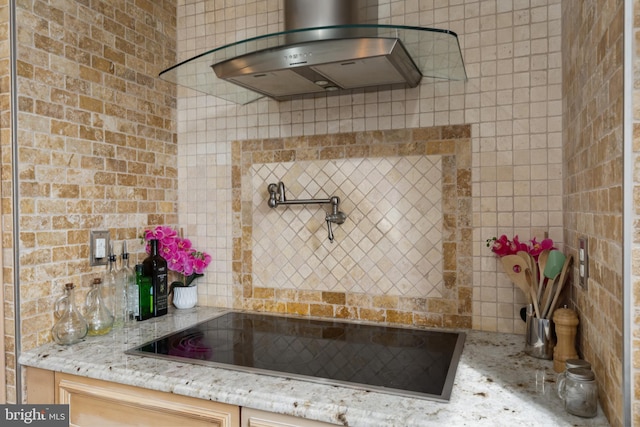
26;367;240;427
25;367;339;427
241;408;336;427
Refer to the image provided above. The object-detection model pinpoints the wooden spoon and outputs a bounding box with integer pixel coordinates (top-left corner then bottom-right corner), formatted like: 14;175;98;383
525;268;541;318
500;255;531;302
536;249;550;301
539;276;557;319
544;255;573;319
517;251;536;281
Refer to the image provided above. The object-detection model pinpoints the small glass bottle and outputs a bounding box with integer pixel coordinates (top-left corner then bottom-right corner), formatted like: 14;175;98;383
143;239;168;317
135;264;153;321
558;367;598;418
84;278;114;336
105;246;126;328
121;242;138;322
52;283;88;345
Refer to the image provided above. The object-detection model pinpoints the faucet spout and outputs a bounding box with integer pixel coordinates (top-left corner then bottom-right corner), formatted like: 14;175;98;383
327;219;334;243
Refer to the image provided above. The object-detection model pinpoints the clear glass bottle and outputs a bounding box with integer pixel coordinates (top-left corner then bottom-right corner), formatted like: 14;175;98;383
52;283;88;345
84;277;114;336
105;247;126;328
143;239;168;317
121;242;138;322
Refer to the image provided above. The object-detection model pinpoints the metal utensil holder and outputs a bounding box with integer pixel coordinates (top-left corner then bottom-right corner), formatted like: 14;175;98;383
524;304;554;359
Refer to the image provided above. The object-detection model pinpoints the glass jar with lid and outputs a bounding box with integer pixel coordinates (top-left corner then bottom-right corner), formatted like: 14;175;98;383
556;359;591;398
557;367;598;418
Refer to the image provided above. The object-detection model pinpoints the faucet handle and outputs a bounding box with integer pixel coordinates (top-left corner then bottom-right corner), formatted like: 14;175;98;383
326;211;346;225
267;183;278;208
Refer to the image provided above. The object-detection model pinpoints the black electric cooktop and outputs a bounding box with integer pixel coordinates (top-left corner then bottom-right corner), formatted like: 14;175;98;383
126;311;466;401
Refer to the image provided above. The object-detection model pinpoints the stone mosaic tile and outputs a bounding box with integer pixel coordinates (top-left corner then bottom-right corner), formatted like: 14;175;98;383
232;126;472;329
251;156;443;298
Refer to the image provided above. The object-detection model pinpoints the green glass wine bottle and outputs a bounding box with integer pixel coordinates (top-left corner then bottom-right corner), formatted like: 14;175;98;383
142;239;168;317
135;264;153;321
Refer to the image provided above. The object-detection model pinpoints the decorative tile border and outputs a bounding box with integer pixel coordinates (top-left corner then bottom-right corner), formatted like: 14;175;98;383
231;126;472;328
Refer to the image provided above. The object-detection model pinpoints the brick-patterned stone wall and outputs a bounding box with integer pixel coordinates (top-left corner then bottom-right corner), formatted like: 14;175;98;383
562;1;624;425
8;0;177;403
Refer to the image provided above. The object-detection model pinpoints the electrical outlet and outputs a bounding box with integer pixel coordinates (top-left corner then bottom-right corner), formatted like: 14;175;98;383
578;237;588;290
90;230;110;266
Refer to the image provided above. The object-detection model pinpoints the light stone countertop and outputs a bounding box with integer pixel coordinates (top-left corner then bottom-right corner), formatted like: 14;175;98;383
19;307;610;427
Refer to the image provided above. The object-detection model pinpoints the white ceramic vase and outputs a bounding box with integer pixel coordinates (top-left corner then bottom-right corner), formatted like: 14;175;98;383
172;285;197;309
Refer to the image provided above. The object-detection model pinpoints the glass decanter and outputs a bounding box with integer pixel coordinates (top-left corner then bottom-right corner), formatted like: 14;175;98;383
51;283;88;345
84;277;114;336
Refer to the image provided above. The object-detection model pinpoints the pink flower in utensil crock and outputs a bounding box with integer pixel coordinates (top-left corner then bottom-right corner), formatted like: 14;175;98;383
487;234;554;259
528;237;554;259
488;234;528;256
511;235;530;253
488;235;513;256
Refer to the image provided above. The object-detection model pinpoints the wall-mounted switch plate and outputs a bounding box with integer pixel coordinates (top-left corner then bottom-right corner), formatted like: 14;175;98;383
578;237;588;290
90;230;110;266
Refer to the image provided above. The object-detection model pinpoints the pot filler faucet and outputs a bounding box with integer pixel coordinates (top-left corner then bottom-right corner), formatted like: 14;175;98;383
267;182;347;243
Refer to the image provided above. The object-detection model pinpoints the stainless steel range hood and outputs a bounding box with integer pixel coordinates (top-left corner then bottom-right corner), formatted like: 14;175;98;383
212;37;423;100
160;0;466;105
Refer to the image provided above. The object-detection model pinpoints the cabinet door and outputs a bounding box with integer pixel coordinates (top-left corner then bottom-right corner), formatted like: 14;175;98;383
25;367;55;404
56;372;239;427
242;408;337;427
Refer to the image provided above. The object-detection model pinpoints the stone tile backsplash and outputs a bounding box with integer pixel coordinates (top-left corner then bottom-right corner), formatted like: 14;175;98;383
5;0;178;403
177;0;566;336
251;156;444;297
233;126;472;328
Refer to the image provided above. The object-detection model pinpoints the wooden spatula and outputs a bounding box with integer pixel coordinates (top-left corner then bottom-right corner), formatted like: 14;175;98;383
500;254;531;303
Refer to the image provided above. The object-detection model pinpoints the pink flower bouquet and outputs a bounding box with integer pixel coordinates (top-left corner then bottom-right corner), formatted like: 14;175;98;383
143;225;212;287
486;234;554;260
488;234;557;318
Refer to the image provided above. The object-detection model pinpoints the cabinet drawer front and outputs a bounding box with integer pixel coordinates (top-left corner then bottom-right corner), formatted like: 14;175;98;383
56;373;239;427
242;408;337;427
